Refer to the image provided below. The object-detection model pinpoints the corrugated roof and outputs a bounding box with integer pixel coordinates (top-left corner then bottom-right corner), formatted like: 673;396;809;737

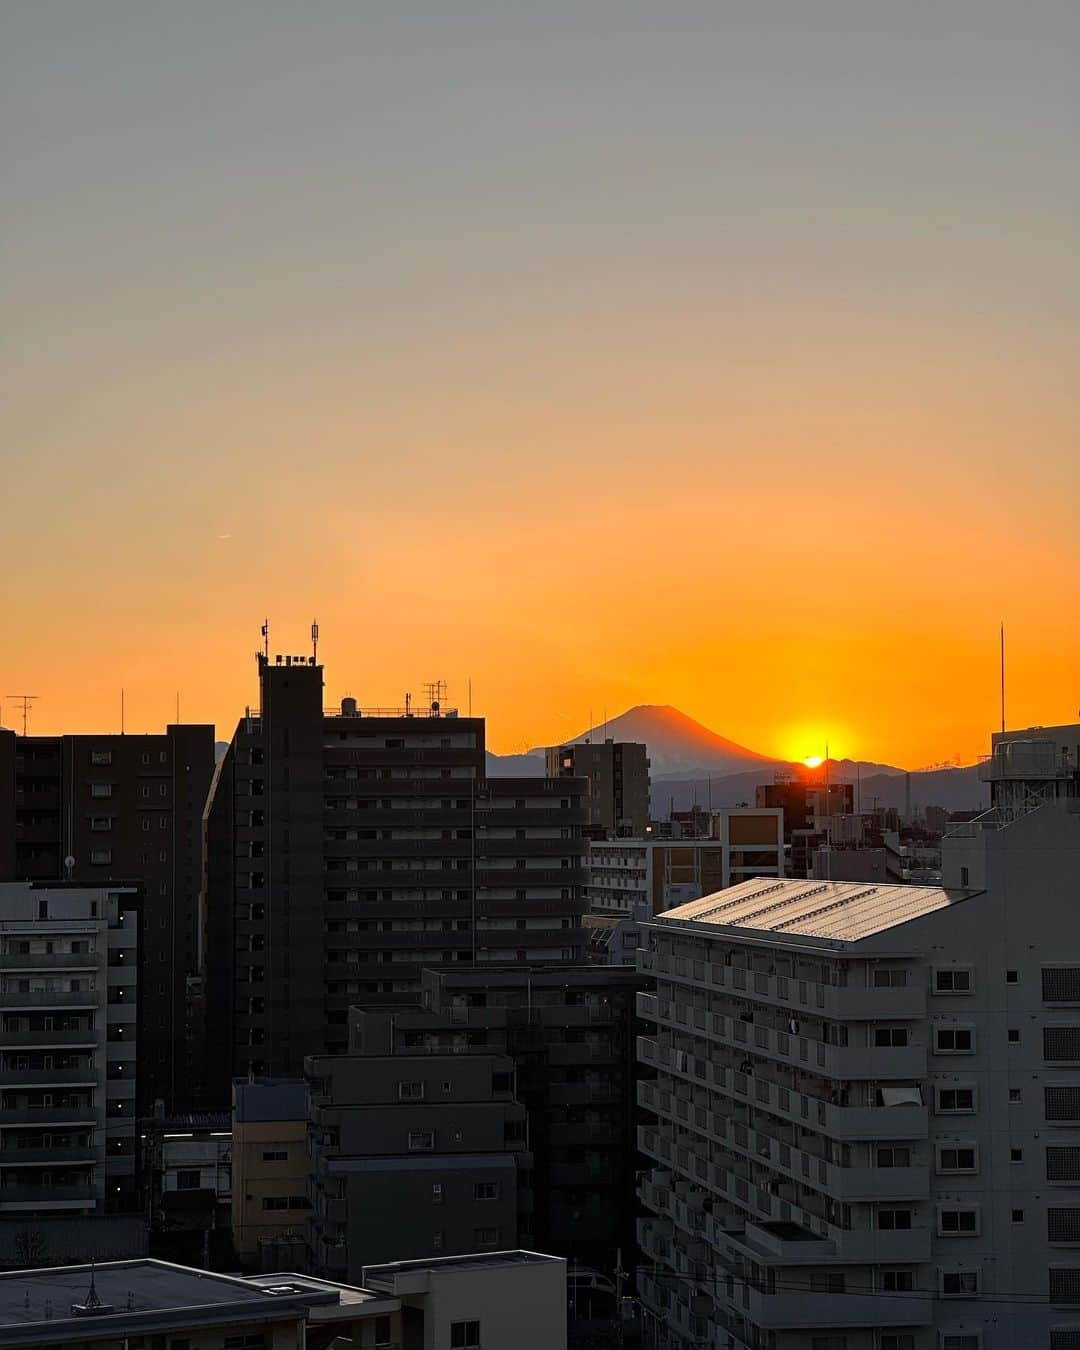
657;877;963;942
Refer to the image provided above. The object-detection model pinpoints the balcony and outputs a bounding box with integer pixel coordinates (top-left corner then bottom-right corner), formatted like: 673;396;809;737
0;1108;99;1128
0;1183;97;1210
0;953;99;971
0;991;98;1011
0;1069;97;1088
829;1164;929;1202
0;1028;99;1049
738;1281;931;1329
0;1147;97;1166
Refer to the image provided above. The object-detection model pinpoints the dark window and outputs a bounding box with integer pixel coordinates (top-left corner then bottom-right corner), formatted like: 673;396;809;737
1050;1269;1080;1304
1047;1087;1080;1122
450;1321;481;1349
1048;1147;1080;1182
176;1169;200;1190
1045;1028;1080;1062
1044;969;1080;1003
1049;1209;1080;1243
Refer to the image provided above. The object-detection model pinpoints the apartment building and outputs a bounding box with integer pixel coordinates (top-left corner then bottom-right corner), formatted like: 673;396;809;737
547;740;650;837
636;784;1080;1350
756;775;855;878
348;964;647;1276
232;1078;310;1269
0;724;215;1112
587;809;784;917
142;1110;231;1266
203;654;587;1102
0;882;140;1258
305;1048;528;1282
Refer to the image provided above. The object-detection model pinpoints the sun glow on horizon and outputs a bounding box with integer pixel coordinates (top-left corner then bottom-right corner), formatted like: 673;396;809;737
803;754;824;769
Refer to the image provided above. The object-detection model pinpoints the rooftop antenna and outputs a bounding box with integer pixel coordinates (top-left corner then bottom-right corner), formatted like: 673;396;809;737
1000;621;1006;734
423;679;448;715
311;620;319;663
261;619;270;662
468;677;473;718
120;689;125;736
6;695;37;736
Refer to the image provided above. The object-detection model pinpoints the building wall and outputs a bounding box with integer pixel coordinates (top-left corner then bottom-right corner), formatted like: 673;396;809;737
203;658;586;1103
232;1116;309;1265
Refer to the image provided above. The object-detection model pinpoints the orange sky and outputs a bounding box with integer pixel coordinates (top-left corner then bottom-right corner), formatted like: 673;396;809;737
3;6;1078;768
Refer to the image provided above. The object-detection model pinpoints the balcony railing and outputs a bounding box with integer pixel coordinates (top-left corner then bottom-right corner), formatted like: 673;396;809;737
0;991;98;1010
0;1183;97;1208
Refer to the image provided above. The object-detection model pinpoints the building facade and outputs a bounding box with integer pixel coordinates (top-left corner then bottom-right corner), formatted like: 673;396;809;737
346;964;647;1277
0;724;215;1112
203;654;587;1102
547;740;650;838
586;810;784;918
0;882;140;1255
305;1048;528;1282
636;804;1080;1350
231;1077;310;1269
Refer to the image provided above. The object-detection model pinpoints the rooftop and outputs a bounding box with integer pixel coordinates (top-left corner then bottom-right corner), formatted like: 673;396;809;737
655;877;970;944
0;1261;397;1347
363;1250;563;1287
232;1077;307;1122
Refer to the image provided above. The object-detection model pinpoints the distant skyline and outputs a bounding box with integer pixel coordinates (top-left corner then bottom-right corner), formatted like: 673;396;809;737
3;4;1078;767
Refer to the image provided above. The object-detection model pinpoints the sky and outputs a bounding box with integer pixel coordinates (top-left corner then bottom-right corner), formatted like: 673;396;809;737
2;2;1078;767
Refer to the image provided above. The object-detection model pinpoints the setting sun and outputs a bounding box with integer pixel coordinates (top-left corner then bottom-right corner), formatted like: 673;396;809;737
803;755;824;769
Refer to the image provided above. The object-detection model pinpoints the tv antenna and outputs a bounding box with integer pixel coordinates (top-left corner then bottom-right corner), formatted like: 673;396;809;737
423;679;448;715
311;619;319;662
6;695;37;736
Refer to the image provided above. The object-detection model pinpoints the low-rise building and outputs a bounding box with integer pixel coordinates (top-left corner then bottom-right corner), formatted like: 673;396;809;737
142;1111;231;1267
0;881;141;1264
231;1078;309;1269
587;809;783;917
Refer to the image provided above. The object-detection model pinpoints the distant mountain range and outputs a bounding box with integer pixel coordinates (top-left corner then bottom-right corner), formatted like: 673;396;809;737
485;704;987;815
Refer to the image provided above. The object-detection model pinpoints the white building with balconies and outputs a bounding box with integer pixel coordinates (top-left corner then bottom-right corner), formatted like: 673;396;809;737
636;793;1080;1350
0;882;139;1259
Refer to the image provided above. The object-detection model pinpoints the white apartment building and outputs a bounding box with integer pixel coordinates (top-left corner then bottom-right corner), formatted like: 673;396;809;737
0;883;139;1237
635;783;1080;1350
588;809;784;918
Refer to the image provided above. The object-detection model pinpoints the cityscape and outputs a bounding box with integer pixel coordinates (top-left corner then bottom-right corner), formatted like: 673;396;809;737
3;4;1079;1350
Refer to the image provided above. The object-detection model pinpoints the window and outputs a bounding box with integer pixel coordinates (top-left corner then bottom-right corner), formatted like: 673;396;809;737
287;1196;309;1209
935;968;972;994
881;1337;914;1350
941;1271;980;1297
1048;1147;1080;1182
1049;1209;1080;1243
1011;1148;1023;1163
935;1027;974;1054
450;1322;481;1350
432;1231;444;1250
939;1207;979;1236
90;750;112;766
90;783;112;798
1012;1209;1025;1223
1046;1028;1080;1062
261;1197;288;1210
91;849;112;865
1047;1087;1080;1121
473;1226;500;1246
432;1183;444;1204
1009;1088;1022;1104
474;1182;500;1201
1050;1269;1080;1304
809;1273;845;1293
936;1087;976;1114
877;1147;911;1169
1051;1331;1080;1350
261;1150;288;1162
176;1169;200;1190
873;969;908;988
399;1081;426;1101
810;1340;847;1350
1006;969;1019;984
408;1130;435;1151
1008;1027;1021;1043
937;1145;977;1173
90;817;112;832
874;1028;908;1047
942;1337;980;1350
1045;969;1080;1003
880;1271;914;1292
877;1209;912;1230
224;1337;266;1350
959;866;970;887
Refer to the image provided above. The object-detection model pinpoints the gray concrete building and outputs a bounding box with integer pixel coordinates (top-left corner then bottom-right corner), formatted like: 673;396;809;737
0;881;141;1262
203;654;587;1103
547;740;650;838
635;777;1080;1349
305;1047;528;1283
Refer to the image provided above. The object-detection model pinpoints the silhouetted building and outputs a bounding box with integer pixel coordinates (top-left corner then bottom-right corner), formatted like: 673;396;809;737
756;773;854;878
347;964;648;1277
203;655;587;1103
0;723;215;1112
547;740;650;837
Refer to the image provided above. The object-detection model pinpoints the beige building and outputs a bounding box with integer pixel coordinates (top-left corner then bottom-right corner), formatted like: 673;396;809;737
587;808;784;916
231;1078;309;1267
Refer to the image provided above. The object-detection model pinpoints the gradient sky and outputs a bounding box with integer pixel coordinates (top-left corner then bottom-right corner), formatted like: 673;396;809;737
3;2;1078;766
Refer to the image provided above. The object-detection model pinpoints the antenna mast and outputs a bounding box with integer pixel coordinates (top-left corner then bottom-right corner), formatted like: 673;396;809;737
1000;622;1006;734
261;619;270;661
7;695;38;737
